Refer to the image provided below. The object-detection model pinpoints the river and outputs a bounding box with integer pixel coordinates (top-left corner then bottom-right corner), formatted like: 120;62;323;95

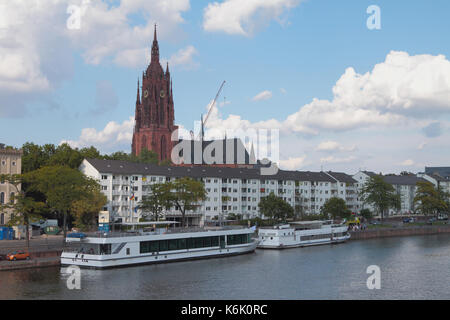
1;234;450;299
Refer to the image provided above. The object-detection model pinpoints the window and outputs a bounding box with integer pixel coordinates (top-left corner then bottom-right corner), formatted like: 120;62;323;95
0;192;4;204
126;248;130;255
178;239;187;250
102;175;108;180
159;240;168;251
169;239;178;251
12;161;16;166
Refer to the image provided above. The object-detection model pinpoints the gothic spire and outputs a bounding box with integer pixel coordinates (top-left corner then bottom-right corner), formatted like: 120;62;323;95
136;78;141;105
151;23;159;63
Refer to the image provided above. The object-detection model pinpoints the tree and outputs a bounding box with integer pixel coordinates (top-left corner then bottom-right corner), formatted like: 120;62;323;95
137;183;171;221
71;188;107;231
258;192;294;224
359;208;373;221
414;181;448;217
0;174;46;248
25;166;103;244
359;175;401;220
165;178;207;227
321;197;351;220
47;143;84;169
137;148;160;164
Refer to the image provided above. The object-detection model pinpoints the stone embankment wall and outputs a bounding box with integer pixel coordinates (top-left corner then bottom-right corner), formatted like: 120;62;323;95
350;225;450;240
0;250;61;271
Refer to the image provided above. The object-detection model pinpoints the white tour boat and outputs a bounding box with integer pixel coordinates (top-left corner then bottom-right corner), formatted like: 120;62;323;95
257;220;350;249
61;222;258;269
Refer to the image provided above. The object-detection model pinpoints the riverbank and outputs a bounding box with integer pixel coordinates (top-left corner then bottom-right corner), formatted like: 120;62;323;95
349;224;450;240
0;250;61;271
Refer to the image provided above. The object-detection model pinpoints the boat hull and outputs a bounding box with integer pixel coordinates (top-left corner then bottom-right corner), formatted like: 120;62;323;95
257;234;350;249
61;240;258;269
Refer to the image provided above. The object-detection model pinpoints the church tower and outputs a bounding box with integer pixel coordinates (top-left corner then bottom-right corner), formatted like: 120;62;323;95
132;25;178;161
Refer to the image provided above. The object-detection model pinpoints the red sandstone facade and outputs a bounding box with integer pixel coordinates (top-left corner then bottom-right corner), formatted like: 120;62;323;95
132;26;178;161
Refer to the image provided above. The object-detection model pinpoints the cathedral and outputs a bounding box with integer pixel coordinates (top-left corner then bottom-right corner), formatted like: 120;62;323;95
132;26;178;161
132;26;256;168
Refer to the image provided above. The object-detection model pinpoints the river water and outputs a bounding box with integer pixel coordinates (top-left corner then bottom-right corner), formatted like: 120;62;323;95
1;234;450;300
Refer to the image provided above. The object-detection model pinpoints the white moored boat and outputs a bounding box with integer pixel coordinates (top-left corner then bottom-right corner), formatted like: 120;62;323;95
61;222;258;269
257;220;350;249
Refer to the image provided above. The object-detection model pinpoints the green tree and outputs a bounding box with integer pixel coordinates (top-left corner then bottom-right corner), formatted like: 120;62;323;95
0;174;46;248
359;208;373;221
414;181;448;217
258;192;294;224
321;197;351;220
137;183;171;221
137;148;160;164
79;146;102;160
165;177;207;227
25;166;102;244
71;188;107;231
21;142;51;173
360;175;401;220
48;143;84;169
103;151;129;161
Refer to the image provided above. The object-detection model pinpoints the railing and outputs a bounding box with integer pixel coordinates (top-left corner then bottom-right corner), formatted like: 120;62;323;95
73;225;249;239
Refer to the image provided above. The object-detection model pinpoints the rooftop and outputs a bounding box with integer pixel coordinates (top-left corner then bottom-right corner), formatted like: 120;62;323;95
84;158;337;182
382;175;428;186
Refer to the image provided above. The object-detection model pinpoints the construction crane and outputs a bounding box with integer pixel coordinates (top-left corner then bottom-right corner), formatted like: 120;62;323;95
198;80;226;141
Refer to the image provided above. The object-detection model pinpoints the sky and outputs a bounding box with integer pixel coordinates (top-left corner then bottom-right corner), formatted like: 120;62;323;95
1;0;450;174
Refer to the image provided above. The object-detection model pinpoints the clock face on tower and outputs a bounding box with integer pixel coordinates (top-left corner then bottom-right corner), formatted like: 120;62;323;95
160;90;165;98
144;90;149;98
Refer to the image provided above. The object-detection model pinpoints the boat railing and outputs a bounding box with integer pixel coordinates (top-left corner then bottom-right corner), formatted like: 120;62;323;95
70;225;249;239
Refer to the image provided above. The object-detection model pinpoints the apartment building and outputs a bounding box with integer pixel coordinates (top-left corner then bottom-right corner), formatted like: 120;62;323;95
80;158;358;224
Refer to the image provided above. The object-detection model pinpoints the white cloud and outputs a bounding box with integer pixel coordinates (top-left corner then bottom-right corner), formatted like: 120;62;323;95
320;156;357;164
399;159;415;166
62;116;134;152
279;156;306;170
316;141;357;152
68;0;191;66
0;0;191;116
417;142;427;150
284;51;450;134
203;0;301;36
252;90;273;102
161;45;199;70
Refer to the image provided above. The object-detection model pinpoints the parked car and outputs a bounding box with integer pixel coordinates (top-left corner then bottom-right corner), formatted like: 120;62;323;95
6;250;30;261
427;217;437;225
403;218;410;223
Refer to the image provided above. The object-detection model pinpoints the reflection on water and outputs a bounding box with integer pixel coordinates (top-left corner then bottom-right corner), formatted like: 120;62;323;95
1;234;450;299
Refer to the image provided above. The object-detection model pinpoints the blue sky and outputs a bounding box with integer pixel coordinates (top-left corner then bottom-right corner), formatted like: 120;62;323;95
1;0;449;173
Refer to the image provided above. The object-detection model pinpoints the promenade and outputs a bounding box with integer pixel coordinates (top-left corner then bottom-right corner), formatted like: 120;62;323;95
0;235;63;271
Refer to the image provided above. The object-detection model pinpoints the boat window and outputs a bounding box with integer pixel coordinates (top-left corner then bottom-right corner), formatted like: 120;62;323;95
126;248;130;255
100;244;111;255
178;238;187;250
211;236;219;247
227;234;249;245
193;238;203;248
159;240;168;251
169;239;178;250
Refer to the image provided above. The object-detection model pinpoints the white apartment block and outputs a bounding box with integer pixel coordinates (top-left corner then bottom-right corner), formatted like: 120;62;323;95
353;171;434;215
80;159;359;224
